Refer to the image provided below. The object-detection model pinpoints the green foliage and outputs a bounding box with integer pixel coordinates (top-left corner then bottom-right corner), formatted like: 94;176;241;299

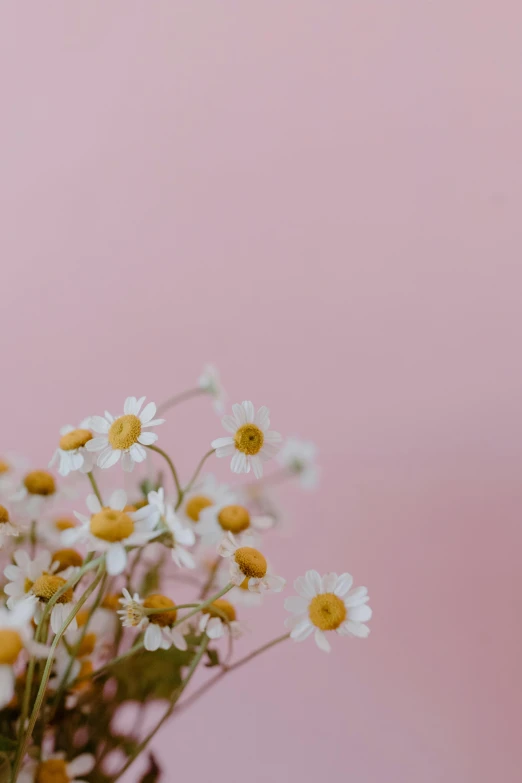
111;645;196;702
0;737;16;753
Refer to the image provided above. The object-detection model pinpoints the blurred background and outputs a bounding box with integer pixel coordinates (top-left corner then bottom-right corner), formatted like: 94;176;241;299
1;3;521;781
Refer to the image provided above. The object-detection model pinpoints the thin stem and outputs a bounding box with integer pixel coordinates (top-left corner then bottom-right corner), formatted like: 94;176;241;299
29;521;36;557
112;634;210;781
172;583;233;628
225;633;290;673
11;564;105;782
145;603;200;616
87;471;103;505
183;449;215;496
156;387;206;416
146;444;183;503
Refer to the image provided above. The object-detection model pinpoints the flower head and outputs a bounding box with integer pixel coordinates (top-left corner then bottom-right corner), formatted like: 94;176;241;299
85;397;164;472
179;475;233;531
198;598;244;640
284;570;372;652
10;469;68;519
65;490;159;575
211;401;282;479
49;419;95;477
0;503;23;549
147;489;196;568
4;549;58;608
277;437;319;489
198;498;274;548
198;364;227;413
18;752;95;783
0;600;47;709
118;589;188;652
218;533;285;594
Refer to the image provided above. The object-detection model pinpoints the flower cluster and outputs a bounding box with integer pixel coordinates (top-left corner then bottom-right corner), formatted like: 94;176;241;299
0;368;371;782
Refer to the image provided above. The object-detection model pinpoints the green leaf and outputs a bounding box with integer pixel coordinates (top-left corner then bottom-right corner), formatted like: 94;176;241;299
138;752;162;783
0;737;16;753
112;647;195;702
205;647;221;668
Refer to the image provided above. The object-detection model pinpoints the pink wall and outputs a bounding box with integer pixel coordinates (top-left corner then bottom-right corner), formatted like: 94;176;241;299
1;3;521;781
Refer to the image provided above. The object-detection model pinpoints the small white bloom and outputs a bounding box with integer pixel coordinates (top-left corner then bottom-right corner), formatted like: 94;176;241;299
178;474;233;531
118;589;188;652
0;453;27;499
211;401;282;479
85;396;164;472
284;570;372;653
49;419;96;477
214;567;264;607
18;752;95;783
10;469;71;520
0;503;24;549
147;489;196;568
0;600;47;709
198;498;274;549
277;437;319;489
65;490;160;576
217;532;285;594
117;588;147;628
198;599;245;640
198;364;227;413
4;549;57;607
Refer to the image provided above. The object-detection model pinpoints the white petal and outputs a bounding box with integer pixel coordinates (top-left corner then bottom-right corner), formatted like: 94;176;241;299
139;402;157;425
67;754;96;777
215;444;235;458
221;415;238;433
129;443;147;463
206;617;224;639
254;405;270;430
290;617;314;641
211;436;234;450
170;629;187;651
230;451;246;474
89;416;110;434
86;494;102;514
0;666;15;709
305;570;323;596
138;432;157;446
13;549;30;569
348;604;372;622
322;573;338;593
85;436;108;453
241;401;255;422
124;396;138;415
109;489;127;511
232;403;247;425
344;586;369;606
98;448;121;469
264;574;286;592
121;451;134;472
250;455;263;478
342;621;370;638
314;629;331;652
294;575;316;599
61;528;83;547
144;419;164;427
106;544;127;576
144;624;162;651
334;573;354;597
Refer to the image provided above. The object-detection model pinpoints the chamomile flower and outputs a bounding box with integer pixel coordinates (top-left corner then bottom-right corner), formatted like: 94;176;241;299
0;453;27;498
198;599;244;640
0;600;47;709
217;533;285;594
40;516;79;548
198;364;227;413
147;489;196;568
10;469;67;519
215;566;264;607
18;752;95;783
284;570;372;653
277;437;319;489
86;396;164;472
0;504;23;549
198;499;274;548
211;401;282;479
49;419;95;477
64;490;159;576
3;549;58;608
118;590;187;652
178;474;233;531
31;571;79;635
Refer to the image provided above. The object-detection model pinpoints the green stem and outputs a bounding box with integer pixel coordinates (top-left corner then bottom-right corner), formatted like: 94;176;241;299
87;471;103;505
146;445;183;504
29;520;37;557
156;387;206;416
183;449;215;497
145;603;200;616
111;634;210;781
172;583;233;628
11;564;105;782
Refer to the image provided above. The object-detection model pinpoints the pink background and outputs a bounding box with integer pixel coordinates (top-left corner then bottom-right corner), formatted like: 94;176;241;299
1;3;521;781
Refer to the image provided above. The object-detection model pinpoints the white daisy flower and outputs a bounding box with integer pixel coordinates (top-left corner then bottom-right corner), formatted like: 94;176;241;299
64;489;160;576
31;572;79;635
215;566;264;607
284;570;372;653
211;401;282;479
85;396;164;472
10;469;69;520
178;474;233;531
18;752;95;783
0;453;27;498
217;533;286;594
3;549;58;608
198;598;244;640
49;419;95;477
39;515;79;548
198;498;274;549
147;489;196;568
0;600;48;709
0;503;24;549
277;437;319;489
198;364;227;413
118;589;188;652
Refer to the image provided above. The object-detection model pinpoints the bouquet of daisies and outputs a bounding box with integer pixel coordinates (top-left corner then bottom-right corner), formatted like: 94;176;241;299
0;369;371;783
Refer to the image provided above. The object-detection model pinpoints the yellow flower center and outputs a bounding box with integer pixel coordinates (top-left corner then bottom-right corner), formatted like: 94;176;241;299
76;610;89;628
0;458;10;474
51;549;83;571
101;594;121;611
234;547;267;579
234;424;264;455
217;505;250;533
0;505;9;524
108;414;142;450
24;578;34;593
77;632;97;658
0;630;23;665
308;593;347;631
54;518;75;531
36;759;69;783
143;594;176;626
204;599;237;622
90;509;134;542
185;495;213;522
23;471;56;496
59;429;93;451
32;574;73;604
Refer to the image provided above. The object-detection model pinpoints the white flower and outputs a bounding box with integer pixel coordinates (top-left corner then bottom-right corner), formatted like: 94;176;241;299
198;599;244;640
0;453;27;499
0;503;24;549
215;567;264;607
118;589;188;652
199;364;227;413
178;474;233;531
147;489;196;568
277;437;319;489
217;533;285;594
18;752;95;783
49;419;96;477
284;570;372;653
65;490;160;575
0;600;47;709
85;396;164;472
9;469;70;520
198;498;274;548
211;401;282;479
4;549;57;608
